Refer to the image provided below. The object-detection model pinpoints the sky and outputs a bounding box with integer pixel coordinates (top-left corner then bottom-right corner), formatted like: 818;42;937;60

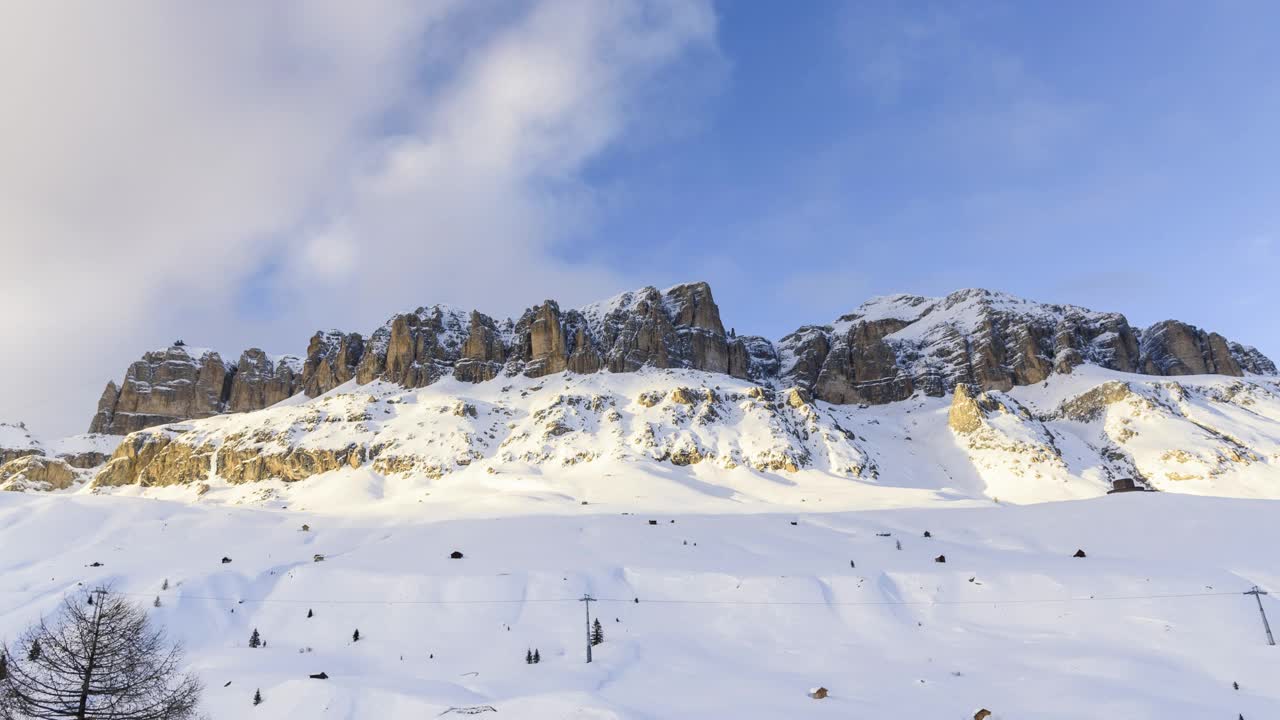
2;0;1279;439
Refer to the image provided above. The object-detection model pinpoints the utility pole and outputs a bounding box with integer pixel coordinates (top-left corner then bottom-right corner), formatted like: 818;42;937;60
580;594;595;663
1244;586;1274;646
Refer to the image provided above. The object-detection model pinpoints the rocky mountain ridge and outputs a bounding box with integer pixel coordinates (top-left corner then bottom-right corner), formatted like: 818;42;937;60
83;283;1275;437
14;365;1279;505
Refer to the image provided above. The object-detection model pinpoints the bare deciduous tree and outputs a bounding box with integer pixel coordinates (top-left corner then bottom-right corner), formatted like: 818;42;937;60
0;588;200;720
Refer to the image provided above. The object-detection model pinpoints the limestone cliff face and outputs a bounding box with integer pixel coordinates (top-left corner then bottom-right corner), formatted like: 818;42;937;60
353;306;472;388
728;335;779;381
86;283;1277;435
1137;320;1273;376
227;350;301;413
90;345;302;435
778;288;1268;406
514;301;571;377
89;346;233;435
301;331;364;396
583;283;729;374
455;311;510;382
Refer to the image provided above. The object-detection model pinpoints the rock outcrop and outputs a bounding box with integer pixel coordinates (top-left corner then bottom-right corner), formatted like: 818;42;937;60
948;384;994;434
1138;320;1259;376
87;284;1276;434
94;431;212;488
0;455;77;492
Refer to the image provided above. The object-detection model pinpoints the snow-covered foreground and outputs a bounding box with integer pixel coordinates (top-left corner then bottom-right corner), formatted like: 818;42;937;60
2;491;1277;718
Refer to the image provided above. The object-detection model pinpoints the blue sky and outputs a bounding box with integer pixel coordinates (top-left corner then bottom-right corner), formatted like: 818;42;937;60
2;0;1278;437
562;1;1280;345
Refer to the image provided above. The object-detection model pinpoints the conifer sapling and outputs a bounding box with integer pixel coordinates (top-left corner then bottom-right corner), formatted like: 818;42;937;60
249;628;261;649
253;688;262;706
352;629;360;643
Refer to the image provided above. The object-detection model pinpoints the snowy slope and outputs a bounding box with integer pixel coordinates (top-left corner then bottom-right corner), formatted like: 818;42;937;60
37;365;1274;511
6;328;1280;718
0;421;41;454
1;491;1277;719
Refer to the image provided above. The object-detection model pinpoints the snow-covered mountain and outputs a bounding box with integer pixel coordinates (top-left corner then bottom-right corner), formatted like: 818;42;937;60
57;365;1277;509
4;283;1278;504
83;283;1274;437
4;285;1280;719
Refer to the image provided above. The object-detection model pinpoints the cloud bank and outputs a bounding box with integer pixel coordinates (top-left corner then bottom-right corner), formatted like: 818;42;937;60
0;0;717;438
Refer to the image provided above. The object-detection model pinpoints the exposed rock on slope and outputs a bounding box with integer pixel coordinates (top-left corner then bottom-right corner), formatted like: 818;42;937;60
76;368;1280;505
86;284;1275;434
88;370;877;492
0;426;115;492
0;455;77;492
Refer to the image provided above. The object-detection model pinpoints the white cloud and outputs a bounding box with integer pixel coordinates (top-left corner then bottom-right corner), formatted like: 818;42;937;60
0;0;718;438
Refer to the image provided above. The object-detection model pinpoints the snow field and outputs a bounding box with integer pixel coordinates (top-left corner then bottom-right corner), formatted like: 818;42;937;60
2;491;1278;718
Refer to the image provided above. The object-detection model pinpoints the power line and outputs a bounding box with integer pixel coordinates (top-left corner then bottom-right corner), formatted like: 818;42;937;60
0;586;1259;608
593;590;1248;607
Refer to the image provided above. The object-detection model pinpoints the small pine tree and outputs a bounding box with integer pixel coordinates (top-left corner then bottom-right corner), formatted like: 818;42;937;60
1;652;8;681
87;594;94;606
253;688;262;706
525;649;533;664
895;539;902;550
306;609;313;619
27;639;40;661
249;628;261;649
532;649;540;664
352;629;360;643
162;578;169;590
153;596;161;608
591;618;604;646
